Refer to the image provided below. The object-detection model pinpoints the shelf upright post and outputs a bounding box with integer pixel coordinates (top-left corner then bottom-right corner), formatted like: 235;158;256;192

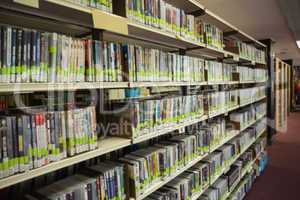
260;39;276;145
283;59;293;114
112;0;126;17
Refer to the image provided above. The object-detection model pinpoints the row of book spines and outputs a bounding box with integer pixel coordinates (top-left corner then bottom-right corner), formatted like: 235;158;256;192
127;8;223;48
29;166;125;200
72;0;113;10
131;140;233;198
125;153;200;195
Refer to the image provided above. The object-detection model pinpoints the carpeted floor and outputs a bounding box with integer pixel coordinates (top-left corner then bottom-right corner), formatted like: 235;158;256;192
245;112;300;200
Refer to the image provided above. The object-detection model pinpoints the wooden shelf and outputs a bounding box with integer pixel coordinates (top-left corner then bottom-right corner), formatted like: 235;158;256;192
0;137;131;189
0;82;130;92
129;81;208;88
0;81;269;93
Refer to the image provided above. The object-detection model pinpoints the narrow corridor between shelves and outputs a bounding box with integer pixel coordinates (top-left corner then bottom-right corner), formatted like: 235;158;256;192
246;112;300;200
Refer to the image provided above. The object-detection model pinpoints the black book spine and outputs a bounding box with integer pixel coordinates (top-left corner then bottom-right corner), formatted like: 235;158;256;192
0;122;3;178
11;28;17;83
6;117;14;175
36;31;41;82
16;29;22;83
31;30;37;82
22;115;29;171
21;29;27;83
0;26;2;82
2;27;7;83
11;116;18;173
54;111;60;161
17;116;24;172
6;27;12;83
26;30;32;83
87;183;92;200
30;115;38;168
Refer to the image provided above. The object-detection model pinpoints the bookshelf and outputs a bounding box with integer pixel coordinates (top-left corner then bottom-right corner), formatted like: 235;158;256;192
0;1;269;200
275;58;290;132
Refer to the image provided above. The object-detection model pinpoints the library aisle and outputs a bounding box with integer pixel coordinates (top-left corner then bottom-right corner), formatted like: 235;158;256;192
246;113;300;200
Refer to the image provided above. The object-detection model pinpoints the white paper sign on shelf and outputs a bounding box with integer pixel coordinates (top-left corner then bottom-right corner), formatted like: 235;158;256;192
92;9;129;35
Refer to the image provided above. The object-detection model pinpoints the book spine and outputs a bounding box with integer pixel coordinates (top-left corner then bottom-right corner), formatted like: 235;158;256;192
48;33;58;83
11;28;17;83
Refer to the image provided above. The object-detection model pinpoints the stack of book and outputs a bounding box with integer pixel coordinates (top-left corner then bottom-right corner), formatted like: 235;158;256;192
238;66;255;82
105;95;204;139
239;86;266;105
228;171;256;200
119;134;198;199
0;106;97;179
225;163;242;191
254;68;268;82
199;176;228;200
226;90;239;110
0;25;208;84
254;117;267;136
126;0;223;49
229;107;256;130
255;86;266;99
123;45;205;82
238;67;267;82
206;61;232;83
238;129;256;150
204;23;223;50
255;102;267;119
224;39;266;63
147;161;211;200
206;91;226;115
203;151;224;181
205;118;227;149
26;161;125;200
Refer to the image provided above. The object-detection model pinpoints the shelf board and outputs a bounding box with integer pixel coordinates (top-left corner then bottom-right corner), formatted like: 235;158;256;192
0;137;131;189
45;0;92;13
0;82;130;92
129;81;208;88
